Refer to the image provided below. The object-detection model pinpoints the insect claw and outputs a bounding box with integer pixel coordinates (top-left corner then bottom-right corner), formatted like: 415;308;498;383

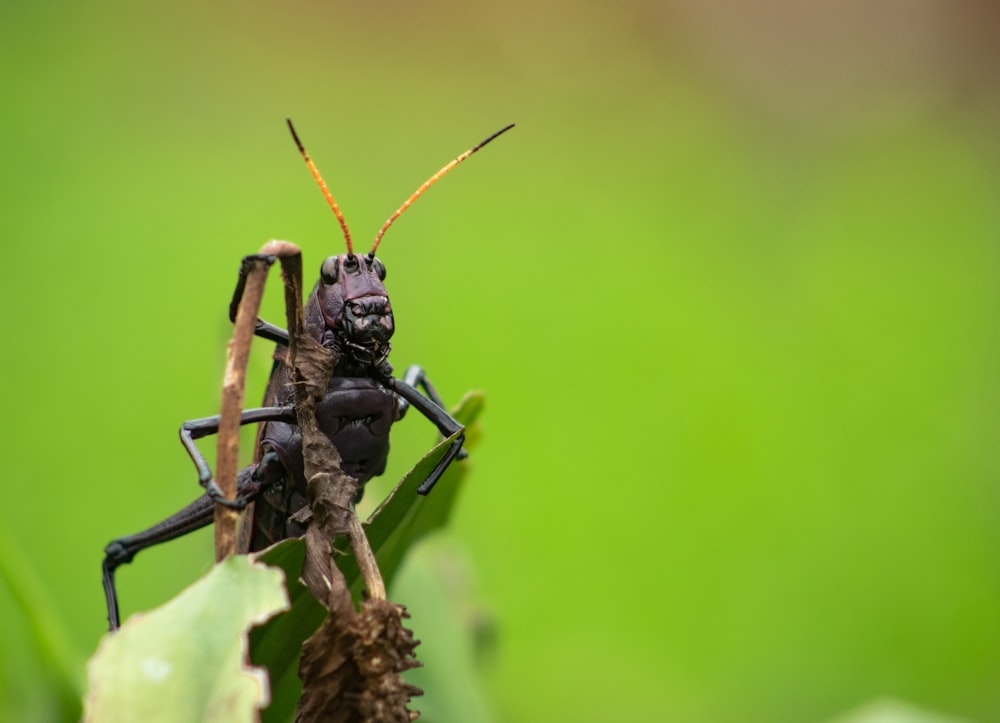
206;479;247;510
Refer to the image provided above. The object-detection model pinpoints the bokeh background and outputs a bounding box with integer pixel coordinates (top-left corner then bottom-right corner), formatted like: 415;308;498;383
2;1;1000;721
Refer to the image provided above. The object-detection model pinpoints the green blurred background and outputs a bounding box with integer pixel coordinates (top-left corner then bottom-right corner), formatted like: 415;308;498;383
2;1;1000;721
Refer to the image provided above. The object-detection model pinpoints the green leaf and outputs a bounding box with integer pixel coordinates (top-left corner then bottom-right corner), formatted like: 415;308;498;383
83;555;289;723
350;390;484;593
824;699;974;723
392;539;498;723
249;540;326;723
0;525;84;721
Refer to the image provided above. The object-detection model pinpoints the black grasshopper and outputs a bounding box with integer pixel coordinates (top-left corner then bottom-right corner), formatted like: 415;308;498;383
101;120;514;630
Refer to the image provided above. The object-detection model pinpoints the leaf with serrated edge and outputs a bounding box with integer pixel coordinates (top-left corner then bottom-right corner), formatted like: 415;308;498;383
84;556;289;723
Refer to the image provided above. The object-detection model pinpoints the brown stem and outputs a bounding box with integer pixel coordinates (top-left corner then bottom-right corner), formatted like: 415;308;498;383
347;514;385;600
264;241;388;603
214;256;270;562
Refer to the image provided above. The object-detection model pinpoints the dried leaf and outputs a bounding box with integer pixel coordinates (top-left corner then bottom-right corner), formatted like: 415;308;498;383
296;599;422;723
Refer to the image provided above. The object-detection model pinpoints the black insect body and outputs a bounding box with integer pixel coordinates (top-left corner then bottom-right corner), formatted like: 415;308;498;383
234;252;458;550
101;120;513;630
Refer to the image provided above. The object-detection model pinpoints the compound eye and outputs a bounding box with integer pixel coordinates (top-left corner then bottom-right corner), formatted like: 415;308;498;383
320;256;340;285
370;256;386;280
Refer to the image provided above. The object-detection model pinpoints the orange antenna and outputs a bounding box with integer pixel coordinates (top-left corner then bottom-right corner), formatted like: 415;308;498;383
286;119;354;254
370;123;515;255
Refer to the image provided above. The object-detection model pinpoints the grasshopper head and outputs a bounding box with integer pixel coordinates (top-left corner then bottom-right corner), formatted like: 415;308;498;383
314;253;393;364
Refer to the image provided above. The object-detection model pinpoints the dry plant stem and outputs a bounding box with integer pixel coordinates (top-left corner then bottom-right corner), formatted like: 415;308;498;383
263;242;349;606
214;256;271;562
265;242;419;721
267;240;388;602
348;513;385;601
